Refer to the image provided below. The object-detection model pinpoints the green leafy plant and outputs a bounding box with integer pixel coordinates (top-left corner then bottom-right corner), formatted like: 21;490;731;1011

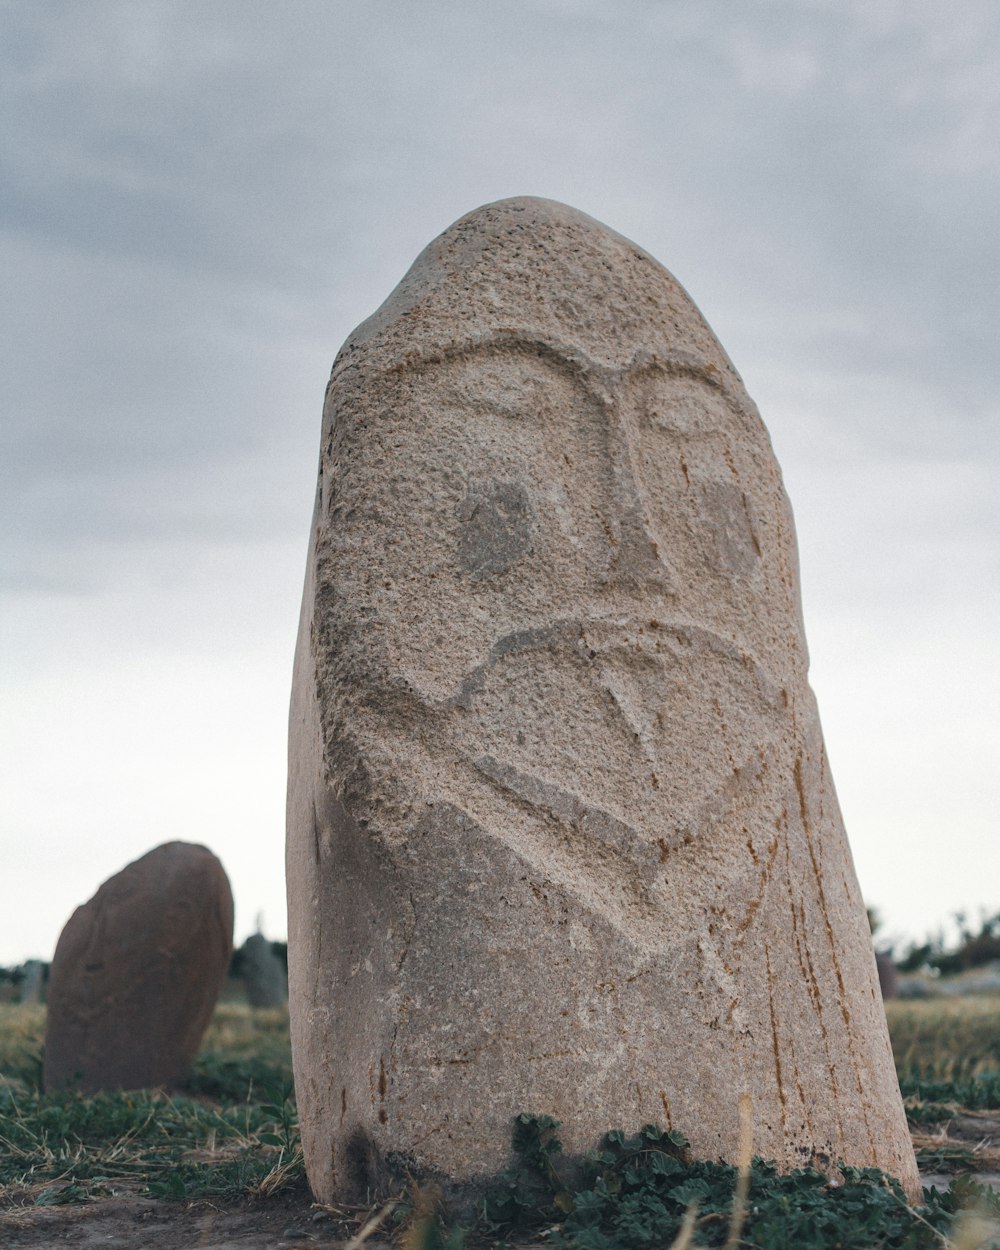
900;1069;1000;1115
469;1116;1000;1249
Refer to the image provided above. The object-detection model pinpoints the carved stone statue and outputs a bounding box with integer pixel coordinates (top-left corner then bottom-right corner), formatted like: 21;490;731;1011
287;197;919;1203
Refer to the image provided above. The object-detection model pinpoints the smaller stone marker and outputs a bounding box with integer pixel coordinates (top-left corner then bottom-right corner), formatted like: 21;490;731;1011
44;841;234;1093
19;960;45;1005
876;952;899;1000
242;932;288;1008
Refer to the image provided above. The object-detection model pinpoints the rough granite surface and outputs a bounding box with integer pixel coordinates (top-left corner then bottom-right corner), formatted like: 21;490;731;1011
286;197;919;1203
44;841;234;1093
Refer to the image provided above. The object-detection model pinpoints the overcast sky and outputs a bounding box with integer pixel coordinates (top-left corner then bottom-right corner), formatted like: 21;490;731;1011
2;0;997;965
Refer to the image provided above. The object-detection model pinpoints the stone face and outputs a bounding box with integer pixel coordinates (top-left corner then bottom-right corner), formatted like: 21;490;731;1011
242;933;288;1008
44;841;233;1093
287;197;919;1203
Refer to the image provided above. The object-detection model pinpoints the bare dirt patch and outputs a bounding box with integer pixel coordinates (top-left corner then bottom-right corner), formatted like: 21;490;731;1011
0;1181;379;1250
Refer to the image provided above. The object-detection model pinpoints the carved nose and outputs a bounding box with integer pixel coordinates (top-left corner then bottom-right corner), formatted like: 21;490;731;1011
612;504;675;593
605;419;675;593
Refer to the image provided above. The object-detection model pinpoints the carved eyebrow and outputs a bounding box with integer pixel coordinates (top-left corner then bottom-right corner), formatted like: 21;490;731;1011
323;332;598;425
369;332;599;387
328;329;758;436
339;329;745;399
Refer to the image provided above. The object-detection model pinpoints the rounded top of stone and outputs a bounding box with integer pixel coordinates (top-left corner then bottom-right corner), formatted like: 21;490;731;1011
331;197;749;402
85;841;232;909
112;840;227;877
140;840;222;862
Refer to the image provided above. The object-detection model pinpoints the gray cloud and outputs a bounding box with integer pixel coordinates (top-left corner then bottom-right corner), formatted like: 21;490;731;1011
4;1;997;586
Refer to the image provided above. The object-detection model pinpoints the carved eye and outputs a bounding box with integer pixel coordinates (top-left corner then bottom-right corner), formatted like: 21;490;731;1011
456;479;533;579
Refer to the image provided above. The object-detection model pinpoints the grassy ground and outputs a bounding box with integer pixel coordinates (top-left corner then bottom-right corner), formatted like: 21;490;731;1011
888;997;1000;1078
0;1000;301;1209
886;997;1000;1187
889;995;1000;1122
2;994;1000;1247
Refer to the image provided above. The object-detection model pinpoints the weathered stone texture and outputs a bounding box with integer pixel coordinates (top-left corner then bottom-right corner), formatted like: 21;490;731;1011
44;841;233;1093
287;197;919;1202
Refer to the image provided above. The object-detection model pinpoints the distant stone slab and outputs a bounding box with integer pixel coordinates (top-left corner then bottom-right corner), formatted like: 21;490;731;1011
19;959;45;1005
876;952;900;1000
242;933;288;1008
287;197;919;1203
44;841;233;1093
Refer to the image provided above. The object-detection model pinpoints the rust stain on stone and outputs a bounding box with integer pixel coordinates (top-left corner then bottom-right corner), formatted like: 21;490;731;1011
764;944;788;1135
794;1068;807;1119
735;832;780;939
794;756;850;1023
785;800;850;1145
786;874;818;1010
